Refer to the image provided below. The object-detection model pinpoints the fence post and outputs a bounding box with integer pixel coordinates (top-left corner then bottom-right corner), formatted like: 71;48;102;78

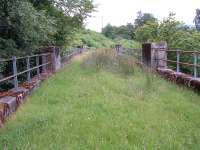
26;56;31;82
176;50;180;72
42;55;47;73
51;47;56;72
12;56;18;89
36;56;40;78
194;52;198;78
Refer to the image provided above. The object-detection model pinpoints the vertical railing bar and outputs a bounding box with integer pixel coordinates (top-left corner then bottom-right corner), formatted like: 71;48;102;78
194;52;198;78
36;56;40;78
43;55;47;73
26;56;31;82
176;50;180;72
12;56;18;89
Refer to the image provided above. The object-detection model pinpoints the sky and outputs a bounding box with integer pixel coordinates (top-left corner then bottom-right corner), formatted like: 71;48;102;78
86;0;200;32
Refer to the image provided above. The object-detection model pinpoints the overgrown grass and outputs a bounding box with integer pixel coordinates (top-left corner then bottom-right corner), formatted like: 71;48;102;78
0;51;200;149
82;49;136;76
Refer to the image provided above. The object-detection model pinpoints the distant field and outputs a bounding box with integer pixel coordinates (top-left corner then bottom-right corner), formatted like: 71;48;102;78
0;52;200;150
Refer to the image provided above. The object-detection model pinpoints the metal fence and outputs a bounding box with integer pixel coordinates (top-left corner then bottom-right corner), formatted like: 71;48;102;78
61;47;84;64
0;53;52;90
118;46;200;78
121;48;142;61
0;47;85;91
154;49;200;78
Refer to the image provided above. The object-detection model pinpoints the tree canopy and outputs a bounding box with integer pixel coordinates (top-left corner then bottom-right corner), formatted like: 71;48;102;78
0;0;94;58
102;23;135;40
134;11;157;29
194;9;200;31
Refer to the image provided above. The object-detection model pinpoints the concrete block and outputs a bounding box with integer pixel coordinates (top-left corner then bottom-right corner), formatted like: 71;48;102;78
0;96;17;118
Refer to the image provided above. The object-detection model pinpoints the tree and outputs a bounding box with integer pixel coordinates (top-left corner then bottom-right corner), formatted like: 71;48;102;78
102;23;135;40
194;9;200;31
135;21;158;43
158;13;181;45
134;11;157;29
102;24;117;39
0;0;95;57
0;0;56;57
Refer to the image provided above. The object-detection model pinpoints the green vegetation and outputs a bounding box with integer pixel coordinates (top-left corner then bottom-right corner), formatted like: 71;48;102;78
102;23;134;40
115;39;141;49
73;30;115;49
72;30;141;49
102;11;200;74
0;0;94;57
1;51;200;149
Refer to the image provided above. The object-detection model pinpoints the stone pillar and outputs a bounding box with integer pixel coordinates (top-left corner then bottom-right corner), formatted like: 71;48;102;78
115;44;123;54
142;42;167;69
151;42;167;69
52;47;61;72
40;46;61;72
142;43;151;66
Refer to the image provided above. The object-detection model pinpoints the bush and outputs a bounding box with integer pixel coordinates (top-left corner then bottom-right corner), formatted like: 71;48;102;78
74;30;115;49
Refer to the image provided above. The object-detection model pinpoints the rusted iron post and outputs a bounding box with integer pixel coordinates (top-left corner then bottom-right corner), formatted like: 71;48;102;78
176;50;180;72
194;52;198;78
12;56;18;89
26;56;31;82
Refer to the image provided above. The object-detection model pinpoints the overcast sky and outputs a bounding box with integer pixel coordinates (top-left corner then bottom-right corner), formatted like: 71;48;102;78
86;0;200;32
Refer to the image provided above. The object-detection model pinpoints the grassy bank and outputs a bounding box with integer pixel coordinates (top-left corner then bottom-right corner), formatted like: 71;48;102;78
72;30;141;49
0;51;200;149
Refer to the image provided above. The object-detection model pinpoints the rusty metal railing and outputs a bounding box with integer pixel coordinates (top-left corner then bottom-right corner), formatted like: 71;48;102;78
154;49;200;78
0;53;52;90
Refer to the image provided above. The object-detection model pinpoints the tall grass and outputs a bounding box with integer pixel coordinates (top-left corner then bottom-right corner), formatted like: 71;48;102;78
1;51;200;149
82;49;136;76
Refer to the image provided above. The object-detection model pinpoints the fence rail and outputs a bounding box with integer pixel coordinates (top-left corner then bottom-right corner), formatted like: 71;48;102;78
0;46;85;91
154;49;200;78
117;46;200;79
0;53;52;90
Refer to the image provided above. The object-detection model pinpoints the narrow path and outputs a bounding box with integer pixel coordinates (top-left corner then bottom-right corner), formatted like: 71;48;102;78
0;53;200;149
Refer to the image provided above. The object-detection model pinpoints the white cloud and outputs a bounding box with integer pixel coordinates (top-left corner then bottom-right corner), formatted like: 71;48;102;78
86;0;200;32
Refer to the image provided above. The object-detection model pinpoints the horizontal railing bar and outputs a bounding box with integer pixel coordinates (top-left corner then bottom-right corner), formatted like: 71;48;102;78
158;59;200;68
29;53;52;58
154;49;200;54
0;53;51;62
0;62;51;83
0;58;13;62
17;62;51;76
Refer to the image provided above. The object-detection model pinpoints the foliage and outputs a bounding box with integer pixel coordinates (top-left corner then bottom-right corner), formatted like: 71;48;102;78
135;13;200;51
135;21;158;43
115;39;141;49
0;0;94;58
102;23;135;40
0;54;200;149
72;30;140;50
134;11;157;29
10;1;56;54
194;9;200;31
157;13;182;44
73;30;115;49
